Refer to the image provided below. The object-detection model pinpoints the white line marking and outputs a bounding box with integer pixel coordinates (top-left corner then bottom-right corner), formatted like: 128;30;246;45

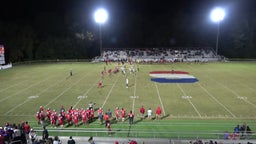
186;65;237;117
4;99;31;115
177;84;202;118
132;74;137;114
154;83;166;116
0;81;26;93
4;75;70;114
0;77;50;102
198;83;236;118
213;78;256;108
73;79;99;108
101;74;120;108
150;65;166;116
44;73;89;108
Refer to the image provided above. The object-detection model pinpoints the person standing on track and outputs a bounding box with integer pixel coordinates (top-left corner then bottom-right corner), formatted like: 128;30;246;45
128;111;134;125
126;78;129;88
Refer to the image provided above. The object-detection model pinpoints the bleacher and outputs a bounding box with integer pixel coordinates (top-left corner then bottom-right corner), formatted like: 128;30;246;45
92;47;222;63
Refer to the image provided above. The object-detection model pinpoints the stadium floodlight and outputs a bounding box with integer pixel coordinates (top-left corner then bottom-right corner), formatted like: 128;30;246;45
94;8;108;55
210;7;225;56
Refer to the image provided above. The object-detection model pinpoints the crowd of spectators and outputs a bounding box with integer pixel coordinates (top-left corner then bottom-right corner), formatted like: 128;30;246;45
92;47;219;63
223;123;253;140
0;121;33;144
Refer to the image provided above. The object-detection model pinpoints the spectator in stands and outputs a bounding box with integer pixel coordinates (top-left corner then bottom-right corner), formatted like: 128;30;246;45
53;136;61;144
246;125;252;139
88;136;95;144
223;131;229;139
24;121;30;137
234;125;240;133
29;129;37;143
67;136;75;144
42;126;49;140
13;125;21;142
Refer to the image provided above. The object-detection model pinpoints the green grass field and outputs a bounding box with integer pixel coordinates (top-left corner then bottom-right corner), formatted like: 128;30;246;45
0;61;256;139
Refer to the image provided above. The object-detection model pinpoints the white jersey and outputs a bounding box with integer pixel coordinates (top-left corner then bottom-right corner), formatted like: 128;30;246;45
147;109;152;116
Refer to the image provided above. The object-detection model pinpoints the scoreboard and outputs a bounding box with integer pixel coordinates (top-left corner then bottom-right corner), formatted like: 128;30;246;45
0;45;5;65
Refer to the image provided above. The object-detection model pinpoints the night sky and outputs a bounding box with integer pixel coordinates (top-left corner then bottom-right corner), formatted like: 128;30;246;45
0;0;256;59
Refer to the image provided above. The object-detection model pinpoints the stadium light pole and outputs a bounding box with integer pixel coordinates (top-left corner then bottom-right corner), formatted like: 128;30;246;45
210;7;225;56
94;8;108;56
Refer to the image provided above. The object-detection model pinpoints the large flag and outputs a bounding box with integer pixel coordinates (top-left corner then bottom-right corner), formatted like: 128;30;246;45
149;71;198;83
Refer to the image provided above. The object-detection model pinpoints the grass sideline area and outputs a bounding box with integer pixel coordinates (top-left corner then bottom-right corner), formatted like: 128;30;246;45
0;61;256;139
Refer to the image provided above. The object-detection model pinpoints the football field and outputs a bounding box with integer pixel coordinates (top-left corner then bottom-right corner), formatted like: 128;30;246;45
0;61;256;138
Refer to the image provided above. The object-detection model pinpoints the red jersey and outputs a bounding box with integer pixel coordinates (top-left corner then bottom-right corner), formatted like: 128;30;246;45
36;112;40;122
46;109;51;118
98;109;103;116
121;109;126;118
82;113;87;123
24;123;30;134
58;115;64;125
156;107;162;115
103;114;109;121
65;113;72;122
140;107;145;114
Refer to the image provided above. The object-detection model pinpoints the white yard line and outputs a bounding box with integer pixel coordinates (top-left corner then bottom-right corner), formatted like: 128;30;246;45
154;83;166;116
4;76;69;115
149;65;166;116
215;80;256;108
73;79;99;108
0;77;50;103
4;99;31;115
243;99;256;108
0;81;26;93
177;84;202;118
198;83;237;118
186;65;237;118
101;74;120;108
44;74;88;108
132;74;137;114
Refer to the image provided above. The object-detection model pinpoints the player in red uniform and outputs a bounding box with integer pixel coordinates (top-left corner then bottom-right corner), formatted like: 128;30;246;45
73;113;79;127
155;106;162;120
50;113;57;128
101;70;105;79
98;81;103;88
108;69;112;77
115;107;120;121
46;108;51;121
81;111;87;125
139;106;145;119
65;111;72;125
121;108;126;123
103;113;109;123
98;108;103;124
58;114;64;128
35;112;40;124
106;120;111;135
